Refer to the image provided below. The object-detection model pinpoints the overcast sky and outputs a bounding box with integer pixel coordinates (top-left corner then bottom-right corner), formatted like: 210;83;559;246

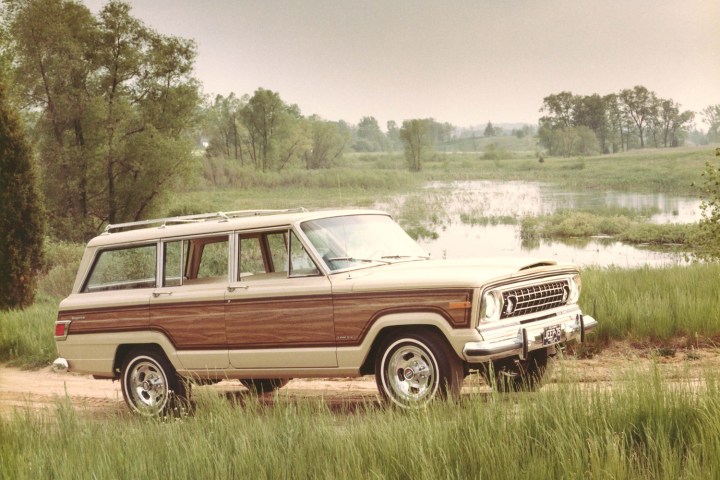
83;0;720;129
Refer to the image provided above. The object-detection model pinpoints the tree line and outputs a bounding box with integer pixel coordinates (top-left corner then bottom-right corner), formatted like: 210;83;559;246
537;87;718;157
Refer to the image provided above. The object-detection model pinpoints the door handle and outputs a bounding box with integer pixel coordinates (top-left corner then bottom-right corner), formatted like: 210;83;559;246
228;285;250;292
152;291;173;298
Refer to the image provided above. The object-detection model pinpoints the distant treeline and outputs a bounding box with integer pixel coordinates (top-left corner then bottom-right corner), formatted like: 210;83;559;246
1;0;719;242
538;88;720;156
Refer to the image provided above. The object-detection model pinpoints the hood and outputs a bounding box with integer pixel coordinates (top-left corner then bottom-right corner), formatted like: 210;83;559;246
330;257;576;293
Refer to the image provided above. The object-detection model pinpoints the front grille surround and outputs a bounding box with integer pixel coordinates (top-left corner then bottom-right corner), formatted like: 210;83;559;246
499;280;569;319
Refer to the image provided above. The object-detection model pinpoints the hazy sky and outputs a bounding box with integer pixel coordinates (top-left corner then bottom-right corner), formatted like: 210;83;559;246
83;0;720;129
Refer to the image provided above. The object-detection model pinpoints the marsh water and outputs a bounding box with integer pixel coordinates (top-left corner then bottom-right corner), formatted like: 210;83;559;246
380;181;701;268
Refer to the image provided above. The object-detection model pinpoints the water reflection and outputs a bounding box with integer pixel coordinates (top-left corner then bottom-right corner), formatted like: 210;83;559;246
383;181;700;268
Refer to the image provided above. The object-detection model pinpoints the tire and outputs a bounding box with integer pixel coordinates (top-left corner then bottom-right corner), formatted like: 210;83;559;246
121;347;189;416
240;378;291;394
486;348;549;392
375;330;463;408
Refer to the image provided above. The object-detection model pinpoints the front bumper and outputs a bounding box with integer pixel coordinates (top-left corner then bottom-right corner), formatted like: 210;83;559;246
462;313;597;363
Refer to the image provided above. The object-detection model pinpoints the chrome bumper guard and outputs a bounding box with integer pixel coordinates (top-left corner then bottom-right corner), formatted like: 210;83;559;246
463;314;598;363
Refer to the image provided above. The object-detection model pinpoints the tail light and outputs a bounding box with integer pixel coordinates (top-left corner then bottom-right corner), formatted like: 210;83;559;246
55;320;71;340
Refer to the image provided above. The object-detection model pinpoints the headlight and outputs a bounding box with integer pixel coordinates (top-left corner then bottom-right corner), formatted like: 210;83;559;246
566;275;581;304
481;290;502;322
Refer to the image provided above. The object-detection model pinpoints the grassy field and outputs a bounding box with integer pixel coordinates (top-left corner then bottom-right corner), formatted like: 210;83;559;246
2;366;719;479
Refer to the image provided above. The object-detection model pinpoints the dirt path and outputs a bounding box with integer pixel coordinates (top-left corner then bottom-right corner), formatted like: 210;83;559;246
1;345;717;418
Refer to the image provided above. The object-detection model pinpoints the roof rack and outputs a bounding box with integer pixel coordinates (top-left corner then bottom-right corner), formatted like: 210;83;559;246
103;208;308;234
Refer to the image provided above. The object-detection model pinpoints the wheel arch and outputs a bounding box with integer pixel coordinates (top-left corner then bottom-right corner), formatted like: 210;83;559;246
359;323;457;376
112;337;179;378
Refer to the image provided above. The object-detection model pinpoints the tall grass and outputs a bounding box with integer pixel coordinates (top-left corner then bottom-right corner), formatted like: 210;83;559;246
0;299;58;367
581;263;720;344
2;366;720;479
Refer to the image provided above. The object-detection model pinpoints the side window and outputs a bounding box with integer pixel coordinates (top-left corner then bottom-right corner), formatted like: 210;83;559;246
238;236;266;277
289;231;320;276
267;232;289;273
163;240;186;287
83;244;156;292
196;239;229;279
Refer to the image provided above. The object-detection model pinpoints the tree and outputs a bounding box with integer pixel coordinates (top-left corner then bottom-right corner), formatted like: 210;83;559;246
696;155;720;260
483;121;495;137
703;104;720;143
303;116;348;169
5;0;200;239
386;120;401;151
205;93;246;162
241;88;304;171
399;119;432;172
656;99;694;148
540;91;577;128
618;86;657;148
0;74;45;309
354;116;388;152
574;94;610;153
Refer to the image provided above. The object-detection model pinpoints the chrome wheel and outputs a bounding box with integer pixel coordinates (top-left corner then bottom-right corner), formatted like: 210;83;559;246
127;357;169;413
121;348;187;416
376;331;462;408
384;341;438;405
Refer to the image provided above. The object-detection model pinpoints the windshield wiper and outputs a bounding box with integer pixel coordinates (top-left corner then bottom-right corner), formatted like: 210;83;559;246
327;257;390;264
380;255;430;260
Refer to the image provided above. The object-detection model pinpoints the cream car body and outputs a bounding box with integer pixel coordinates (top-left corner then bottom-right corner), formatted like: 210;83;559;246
55;209;597;414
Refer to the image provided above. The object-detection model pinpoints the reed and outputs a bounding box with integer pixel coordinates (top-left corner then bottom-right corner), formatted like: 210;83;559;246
1;365;718;479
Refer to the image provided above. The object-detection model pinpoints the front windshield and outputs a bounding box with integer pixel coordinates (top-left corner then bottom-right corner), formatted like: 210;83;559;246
300;214;428;272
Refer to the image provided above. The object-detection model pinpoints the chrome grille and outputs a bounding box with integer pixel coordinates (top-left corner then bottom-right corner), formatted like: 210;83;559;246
500;281;568;319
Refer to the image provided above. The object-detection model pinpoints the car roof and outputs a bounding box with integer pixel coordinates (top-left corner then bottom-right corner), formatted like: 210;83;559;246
86;208;389;248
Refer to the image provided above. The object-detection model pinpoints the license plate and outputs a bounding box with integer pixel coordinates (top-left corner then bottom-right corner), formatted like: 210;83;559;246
542;324;562;345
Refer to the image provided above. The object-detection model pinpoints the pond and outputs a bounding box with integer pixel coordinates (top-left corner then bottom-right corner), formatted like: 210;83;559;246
379;181;702;268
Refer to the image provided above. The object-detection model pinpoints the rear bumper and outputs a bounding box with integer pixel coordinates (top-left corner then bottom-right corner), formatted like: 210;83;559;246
463;313;597;363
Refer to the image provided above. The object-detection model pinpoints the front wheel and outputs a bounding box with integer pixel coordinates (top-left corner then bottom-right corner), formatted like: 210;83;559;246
486;348;549;392
121;348;189;416
375;331;463;408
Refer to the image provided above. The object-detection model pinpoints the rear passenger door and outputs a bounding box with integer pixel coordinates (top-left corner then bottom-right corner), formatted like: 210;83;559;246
226;230;336;368
150;235;230;370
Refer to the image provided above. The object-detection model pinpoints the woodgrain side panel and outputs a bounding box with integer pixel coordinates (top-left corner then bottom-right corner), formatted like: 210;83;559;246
225;295;335;349
332;289;473;346
151;301;226;349
60;305;149;334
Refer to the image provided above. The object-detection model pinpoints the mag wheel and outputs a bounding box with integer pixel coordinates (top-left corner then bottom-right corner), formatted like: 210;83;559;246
121;348;188;416
488;348;549;392
240;378;291;394
375;331;462;408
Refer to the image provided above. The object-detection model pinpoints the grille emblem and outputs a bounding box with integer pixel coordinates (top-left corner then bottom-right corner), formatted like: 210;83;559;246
562;285;570;303
504;295;517;315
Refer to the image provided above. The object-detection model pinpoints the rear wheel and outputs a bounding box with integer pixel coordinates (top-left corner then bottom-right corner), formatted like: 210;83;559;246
375;331;463;408
240;378;291;394
121;348;189;416
486;349;549;392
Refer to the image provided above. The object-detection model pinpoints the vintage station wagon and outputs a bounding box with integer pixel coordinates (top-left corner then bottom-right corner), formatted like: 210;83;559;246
54;208;597;415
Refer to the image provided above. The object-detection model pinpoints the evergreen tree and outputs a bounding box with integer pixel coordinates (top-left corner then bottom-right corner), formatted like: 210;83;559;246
0;75;45;309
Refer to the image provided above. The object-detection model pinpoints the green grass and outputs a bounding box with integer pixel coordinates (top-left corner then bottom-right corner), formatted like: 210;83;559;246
520;209;699;248
0;298;58;368
2;366;720;479
580;263;720;345
416;146;716;195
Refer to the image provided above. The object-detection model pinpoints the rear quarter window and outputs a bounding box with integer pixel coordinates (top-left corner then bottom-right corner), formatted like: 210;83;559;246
83;244;157;292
